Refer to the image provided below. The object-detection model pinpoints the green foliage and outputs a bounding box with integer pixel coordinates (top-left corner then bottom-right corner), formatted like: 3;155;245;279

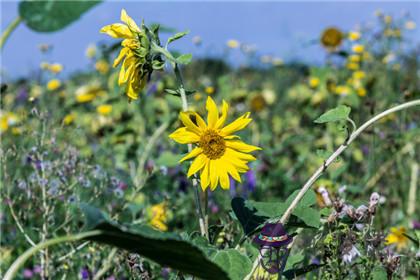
19;0;101;32
81;205;230;280
314;105;351;124
155;151;183;167
211;249;252;280
176;53;193;65
167;31;190;45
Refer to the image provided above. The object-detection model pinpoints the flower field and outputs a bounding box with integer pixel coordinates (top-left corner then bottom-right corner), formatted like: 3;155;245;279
1;2;419;280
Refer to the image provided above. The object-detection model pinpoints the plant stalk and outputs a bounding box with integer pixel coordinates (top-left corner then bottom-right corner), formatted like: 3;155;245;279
1;16;22;50
4;231;102;280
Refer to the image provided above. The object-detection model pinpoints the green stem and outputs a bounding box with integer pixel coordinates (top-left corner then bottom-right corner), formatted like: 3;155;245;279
173;63;208;238
1;16;22;50
4;230;102;280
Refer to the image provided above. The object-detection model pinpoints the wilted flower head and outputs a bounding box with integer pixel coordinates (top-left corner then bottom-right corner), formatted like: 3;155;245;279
320;27;343;49
342;245;361;264
101;9;164;101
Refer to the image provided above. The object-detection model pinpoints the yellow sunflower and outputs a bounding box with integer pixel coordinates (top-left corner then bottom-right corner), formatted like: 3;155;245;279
385;226;409;251
169;97;261;191
100;9;147;101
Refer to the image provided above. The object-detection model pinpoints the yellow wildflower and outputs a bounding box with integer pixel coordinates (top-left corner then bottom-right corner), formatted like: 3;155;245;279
96;104;112;115
40;61;49;70
0;112;19;133
346;62;359;70
384;15;392;25
385;227;409;251
309;77;320;88
353;71;366;80
349;54;361;63
227;39;240;49
193;92;202;101
352;44;364;53
47;79;61;91
63;113;76;125
75;84;105;103
49;63;63;74
205;86;215;95
95;60;110;74
348;31;361;41
169;97;261;191
100;9;148;101
335;85;351;95
148;202;168;231
356;87;367;97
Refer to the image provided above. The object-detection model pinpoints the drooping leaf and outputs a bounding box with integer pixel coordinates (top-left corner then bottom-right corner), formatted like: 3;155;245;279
211;249;252;280
80;205;229;280
231;197;266;235
314;105;351;124
167;31;189;45
19;0;101;32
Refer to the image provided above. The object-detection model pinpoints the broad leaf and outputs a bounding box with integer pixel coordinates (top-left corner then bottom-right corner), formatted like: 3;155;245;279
80;205;229;280
155;151;183;168
19;0;101;32
177;53;193;65
314;105;351;124
167;31;189;44
212;249;252;280
231;197;266;235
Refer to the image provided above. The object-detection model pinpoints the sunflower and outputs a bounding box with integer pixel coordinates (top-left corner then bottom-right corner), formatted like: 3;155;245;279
170;97;261;191
385;227;409;251
100;9;150;101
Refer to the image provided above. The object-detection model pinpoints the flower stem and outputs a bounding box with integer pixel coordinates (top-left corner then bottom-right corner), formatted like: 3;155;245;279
245;99;420;280
0;16;22;50
3;231;102;280
173;63;208;238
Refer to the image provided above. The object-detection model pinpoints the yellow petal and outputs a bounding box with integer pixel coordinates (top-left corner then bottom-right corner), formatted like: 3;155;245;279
187;154;207;177
219;169;230;190
226;140;261;153
209;160;219;191
226;147;256;161
192;112;207;130
220;158;242;182
215;100;229;129
200;159;210;191
220;112;252;136
120;9;141;33
206;96;219;129
180;147;202;162
180;112;202;134
100;23;132;39
113;47;129;67
169;127;200;144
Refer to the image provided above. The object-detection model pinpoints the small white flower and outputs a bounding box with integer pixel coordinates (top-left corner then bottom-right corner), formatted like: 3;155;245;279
342;245;361;264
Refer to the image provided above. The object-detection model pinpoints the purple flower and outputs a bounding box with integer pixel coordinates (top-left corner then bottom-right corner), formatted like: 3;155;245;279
412;220;420;230
229;177;237;197
80;267;90;279
245;170;257;193
23;268;33;278
33;265;42;274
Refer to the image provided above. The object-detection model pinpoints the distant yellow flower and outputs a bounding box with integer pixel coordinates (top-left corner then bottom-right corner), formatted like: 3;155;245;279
75;84;106;103
385;227;409;251
100;9;147;101
95;60;110;74
320;27;343;49
309;77;320;88
405;21;416;30
85;44;97;59
193;92;202;101
49;63;63;74
384;15;392;25
250;94;266;112
335;85;351;95
205;86;215;95
346;62;359;70
227;39;240;48
352;44;364;53
63;113;76;125
169;97;260;191
348;31;361;41
272;57;284;66
356;87;366;97
47;79;61;91
97;104;112;115
40;61;49;70
0;112;19;133
148;202;168;231
353;71;366;80
348;54;361;63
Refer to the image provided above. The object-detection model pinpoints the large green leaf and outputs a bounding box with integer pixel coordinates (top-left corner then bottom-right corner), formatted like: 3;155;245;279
80;205;229;280
19;0;101;32
212;249;252;280
231;197;266;235
314;105;351;124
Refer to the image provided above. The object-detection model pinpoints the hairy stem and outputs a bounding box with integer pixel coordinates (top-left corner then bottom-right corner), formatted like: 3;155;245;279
245;99;420;280
4;231;102;280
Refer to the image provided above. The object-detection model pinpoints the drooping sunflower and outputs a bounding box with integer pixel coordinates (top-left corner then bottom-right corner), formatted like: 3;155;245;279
320;27;343;50
100;9;162;101
170;97;261;191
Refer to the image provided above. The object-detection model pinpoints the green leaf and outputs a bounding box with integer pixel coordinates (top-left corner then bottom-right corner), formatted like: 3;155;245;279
284;252;304;271
19;0;101;32
212;249;252;280
167;31;189;45
231;197;266;235
155;151;183;168
177;53;193;65
292;207;320;228
371;266;387;280
283;264;323;279
80;205;229;280
314;105;351;124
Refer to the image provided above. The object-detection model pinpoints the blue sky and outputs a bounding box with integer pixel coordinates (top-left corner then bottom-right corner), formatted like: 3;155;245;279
1;1;419;78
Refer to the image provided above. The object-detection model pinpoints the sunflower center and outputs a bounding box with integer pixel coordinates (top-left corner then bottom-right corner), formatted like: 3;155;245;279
199;130;226;160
